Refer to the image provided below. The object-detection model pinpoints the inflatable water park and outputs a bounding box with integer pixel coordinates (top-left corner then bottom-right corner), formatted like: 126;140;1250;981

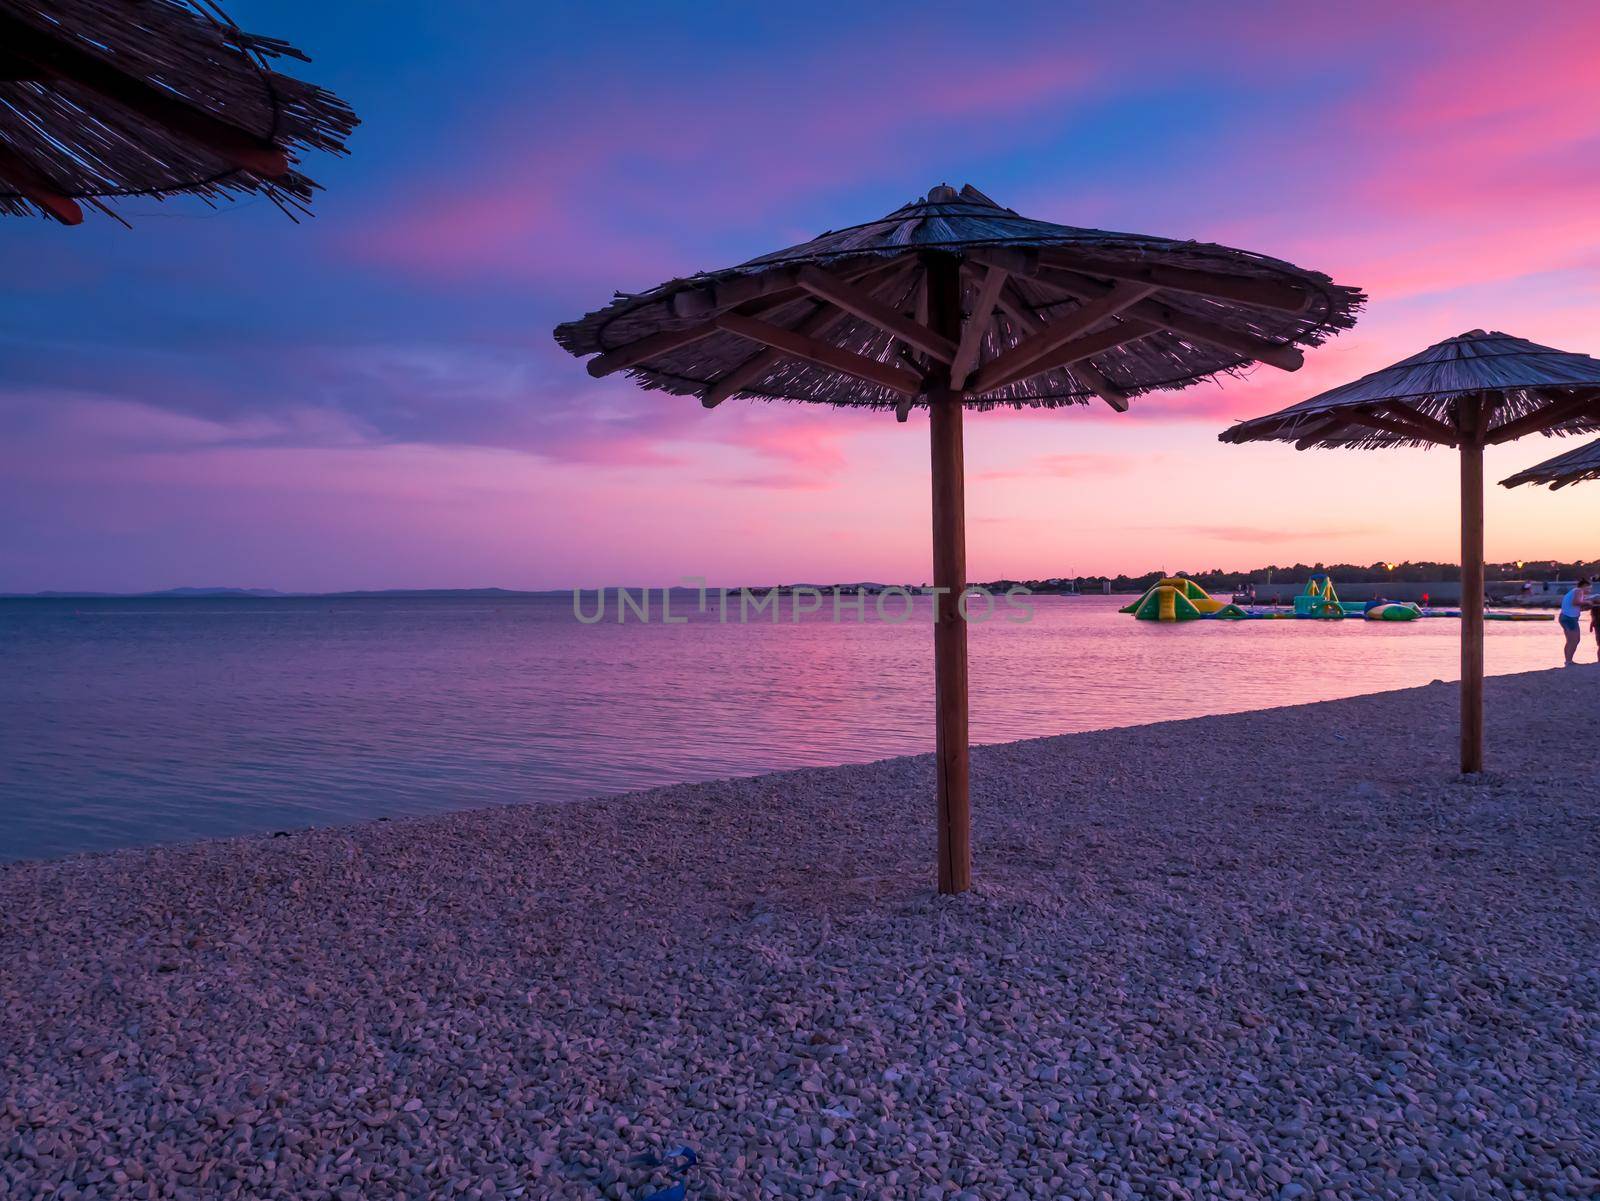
1122;574;1552;623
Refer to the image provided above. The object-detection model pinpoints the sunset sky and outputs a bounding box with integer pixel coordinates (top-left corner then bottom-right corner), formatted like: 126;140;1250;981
5;0;1600;592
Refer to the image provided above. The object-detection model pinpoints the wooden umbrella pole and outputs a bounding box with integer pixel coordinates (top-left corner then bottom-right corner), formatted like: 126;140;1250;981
926;253;971;894
1459;394;1485;774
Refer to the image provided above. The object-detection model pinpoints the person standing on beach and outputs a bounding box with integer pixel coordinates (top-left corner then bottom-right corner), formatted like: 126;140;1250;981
1559;577;1590;665
1589;592;1600;663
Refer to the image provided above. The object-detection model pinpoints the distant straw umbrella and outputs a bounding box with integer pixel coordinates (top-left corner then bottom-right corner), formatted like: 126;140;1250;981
555;184;1362;894
1221;330;1600;774
0;0;357;225
1501;437;1600;489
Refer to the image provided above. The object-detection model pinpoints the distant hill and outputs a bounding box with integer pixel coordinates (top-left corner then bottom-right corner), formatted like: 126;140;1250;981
3;586;284;598
321;587;558;598
150;587;286;598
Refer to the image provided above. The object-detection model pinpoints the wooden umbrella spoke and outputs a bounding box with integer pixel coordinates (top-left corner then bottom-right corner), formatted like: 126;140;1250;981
1140;300;1305;372
714;312;924;397
588;262;889;378
907;272;930;370
993;280;1042;332
1344;407;1456;446
1038;249;1314;313
702;335;809;410
1039;266;1304;372
1292;416;1349;450
796;265;957;363
1380;402;1460;445
975;318;1158;396
700;261;913;408
993;282;1131;409
969;282;1155;394
948;264;1009;390
670;268;803;319
1484;390;1600;445
670;259;884;320
1070;363;1132;412
587;324;721;379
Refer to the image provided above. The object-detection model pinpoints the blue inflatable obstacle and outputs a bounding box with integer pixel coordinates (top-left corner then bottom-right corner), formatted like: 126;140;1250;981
1295;575;1419;621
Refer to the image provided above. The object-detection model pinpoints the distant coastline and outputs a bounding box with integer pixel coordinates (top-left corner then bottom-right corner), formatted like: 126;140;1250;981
0;586;570;600
5;557;1597;600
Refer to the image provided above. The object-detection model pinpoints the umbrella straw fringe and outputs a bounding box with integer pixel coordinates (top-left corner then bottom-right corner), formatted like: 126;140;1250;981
0;0;358;220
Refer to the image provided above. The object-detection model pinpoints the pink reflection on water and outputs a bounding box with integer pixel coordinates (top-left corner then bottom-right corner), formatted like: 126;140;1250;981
0;594;1568;862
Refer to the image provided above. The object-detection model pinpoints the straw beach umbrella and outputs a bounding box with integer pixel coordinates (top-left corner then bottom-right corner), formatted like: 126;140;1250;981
555;184;1362;893
1221;330;1600;774
1501;437;1600;489
0;0;356;225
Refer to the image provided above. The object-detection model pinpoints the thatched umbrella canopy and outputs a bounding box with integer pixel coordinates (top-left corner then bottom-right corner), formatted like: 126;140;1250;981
1221;330;1600;773
1501;437;1600;489
0;0;357;225
555;183;1363;894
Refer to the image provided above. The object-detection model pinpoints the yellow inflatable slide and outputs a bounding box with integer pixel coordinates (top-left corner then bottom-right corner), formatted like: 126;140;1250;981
1120;577;1248;622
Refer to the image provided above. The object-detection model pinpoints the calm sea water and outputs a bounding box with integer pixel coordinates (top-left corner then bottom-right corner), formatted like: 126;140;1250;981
0;593;1567;862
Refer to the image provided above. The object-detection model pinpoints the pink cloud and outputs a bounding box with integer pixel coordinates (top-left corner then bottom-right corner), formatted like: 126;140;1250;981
977;451;1145;482
712;415;850;483
1226;7;1600;303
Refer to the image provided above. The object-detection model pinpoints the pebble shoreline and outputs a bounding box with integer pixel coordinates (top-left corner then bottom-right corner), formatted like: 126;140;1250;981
3;668;1599;1200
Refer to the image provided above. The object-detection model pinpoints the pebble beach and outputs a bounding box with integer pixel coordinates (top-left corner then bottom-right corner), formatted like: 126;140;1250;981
3;667;1599;1200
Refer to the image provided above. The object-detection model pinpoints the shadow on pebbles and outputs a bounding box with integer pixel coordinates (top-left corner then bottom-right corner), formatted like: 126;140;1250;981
3;668;1599;1199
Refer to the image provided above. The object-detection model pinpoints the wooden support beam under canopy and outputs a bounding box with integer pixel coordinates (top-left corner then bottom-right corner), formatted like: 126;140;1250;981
1381;401;1460;446
556;182;1363;894
1038;249;1315;313
1344;407;1456;446
714;311;925;396
969;282;1155;395
0;1;357;225
590;260;901;379
797;264;958;364
995;281;1130;410
700;261;911;408
977;318;1158;396
1040;266;1305;372
1221;329;1600;774
1485;390;1600;445
948;264;1009;390
1292;416;1349;451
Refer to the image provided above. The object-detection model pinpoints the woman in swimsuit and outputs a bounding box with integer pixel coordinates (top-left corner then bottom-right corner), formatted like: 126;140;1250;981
1559;577;1590;665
